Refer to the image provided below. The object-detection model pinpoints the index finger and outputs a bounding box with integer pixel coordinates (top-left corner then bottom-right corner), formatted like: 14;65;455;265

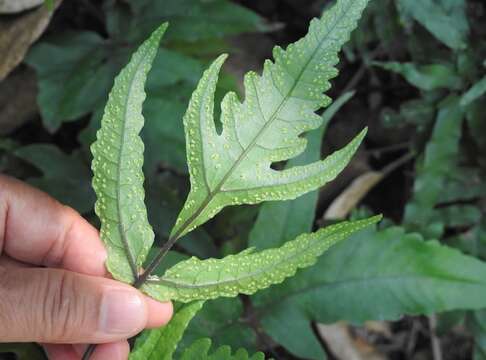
0;175;107;276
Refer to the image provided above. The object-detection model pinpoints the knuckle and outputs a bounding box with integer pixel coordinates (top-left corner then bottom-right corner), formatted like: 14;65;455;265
39;271;84;342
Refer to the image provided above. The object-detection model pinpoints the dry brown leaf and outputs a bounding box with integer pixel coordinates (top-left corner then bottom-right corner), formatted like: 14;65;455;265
317;323;387;360
364;321;393;338
0;0;43;13
0;0;61;80
322;152;414;221
323;171;384;220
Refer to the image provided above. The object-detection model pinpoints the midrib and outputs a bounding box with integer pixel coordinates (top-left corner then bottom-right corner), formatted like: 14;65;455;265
115;53;148;278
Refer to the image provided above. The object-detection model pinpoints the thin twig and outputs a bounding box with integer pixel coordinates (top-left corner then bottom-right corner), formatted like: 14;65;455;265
368;142;411;156
81;344;96;360
429;315;443;360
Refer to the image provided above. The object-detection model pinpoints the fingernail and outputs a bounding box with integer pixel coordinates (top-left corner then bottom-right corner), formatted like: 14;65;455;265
99;289;145;335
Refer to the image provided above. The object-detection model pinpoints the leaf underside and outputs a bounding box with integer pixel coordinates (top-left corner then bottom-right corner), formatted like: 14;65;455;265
172;0;370;239
143;215;381;302
90;0;373;306
91;23;167;283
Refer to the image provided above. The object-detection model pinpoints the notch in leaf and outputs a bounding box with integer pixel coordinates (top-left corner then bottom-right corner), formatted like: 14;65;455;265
91;0;375;303
170;0;370;243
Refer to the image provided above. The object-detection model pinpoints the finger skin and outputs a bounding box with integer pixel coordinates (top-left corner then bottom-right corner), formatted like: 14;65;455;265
45;341;129;360
0;253;173;330
0;175;174;349
145;297;173;329
85;341;129;360
44;344;79;360
0;175;106;276
0;266;160;343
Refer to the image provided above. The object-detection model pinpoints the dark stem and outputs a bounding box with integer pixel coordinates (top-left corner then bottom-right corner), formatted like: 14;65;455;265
133;234;177;288
81;344;96;360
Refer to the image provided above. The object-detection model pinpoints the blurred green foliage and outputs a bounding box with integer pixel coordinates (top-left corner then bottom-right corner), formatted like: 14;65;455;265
2;0;486;359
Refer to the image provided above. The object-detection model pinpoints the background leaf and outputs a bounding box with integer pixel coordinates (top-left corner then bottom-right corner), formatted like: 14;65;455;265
179;298;257;355
374;61;462;91
26;31;116;132
397;0;469;50
403;95;464;237
14;144;94;213
253;225;486;359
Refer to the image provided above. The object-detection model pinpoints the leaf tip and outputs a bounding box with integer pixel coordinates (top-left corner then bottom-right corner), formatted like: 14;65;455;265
360;126;368;137
215;53;229;65
151;22;169;43
370;214;383;224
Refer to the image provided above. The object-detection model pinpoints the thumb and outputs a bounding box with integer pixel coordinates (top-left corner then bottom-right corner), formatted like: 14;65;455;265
0;266;148;343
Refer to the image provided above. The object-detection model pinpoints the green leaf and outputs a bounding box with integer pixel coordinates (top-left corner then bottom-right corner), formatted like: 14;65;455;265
249;91;355;250
130;301;204;360
397;0;469;50
254;225;486;359
143;216;381;302
461;75;486;107
30;0;263;133
403;95;464;237
127;0;267;43
173;0;370;239
380;99;435;129
374;61;462;91
142;87;193;174
146;174;218;259
446;220;486;260
91;24;167;283
435;205;482;228
179;298;257;354
438;167;486;203
180;338;264;360
26;31;117;132
14;144;95;214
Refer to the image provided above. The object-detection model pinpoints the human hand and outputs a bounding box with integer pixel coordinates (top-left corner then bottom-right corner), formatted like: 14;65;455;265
0;175;173;359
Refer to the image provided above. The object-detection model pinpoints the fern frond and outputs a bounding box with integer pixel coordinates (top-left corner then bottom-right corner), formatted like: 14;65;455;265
91;24;167;282
143;215;381;302
172;0;370;238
